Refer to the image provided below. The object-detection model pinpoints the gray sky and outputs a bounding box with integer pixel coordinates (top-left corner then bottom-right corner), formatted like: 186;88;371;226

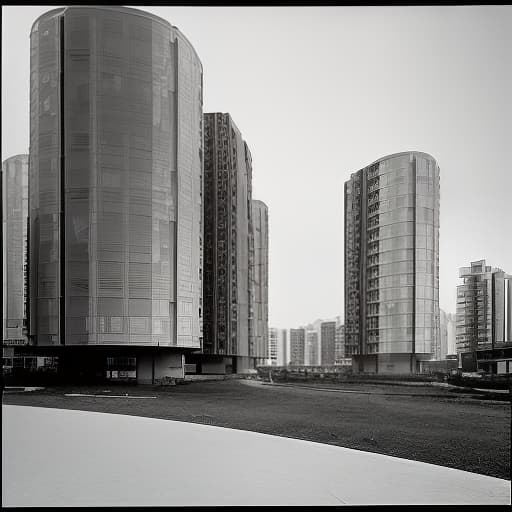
3;5;512;330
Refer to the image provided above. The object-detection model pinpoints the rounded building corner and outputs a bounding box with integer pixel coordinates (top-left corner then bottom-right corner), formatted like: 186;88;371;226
30;7;66;35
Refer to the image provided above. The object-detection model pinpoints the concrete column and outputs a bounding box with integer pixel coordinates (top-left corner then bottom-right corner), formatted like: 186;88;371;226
136;350;184;384
154;351;184;382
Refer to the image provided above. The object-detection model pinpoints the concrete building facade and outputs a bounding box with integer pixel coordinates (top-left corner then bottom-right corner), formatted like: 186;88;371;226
456;260;512;373
344;152;440;374
28;6;203;383
2;155;29;345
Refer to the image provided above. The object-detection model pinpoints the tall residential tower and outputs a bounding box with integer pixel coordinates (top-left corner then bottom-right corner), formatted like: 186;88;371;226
202;112;256;372
251;200;269;363
344;152;440;374
2;155;29;345
28;6;203;383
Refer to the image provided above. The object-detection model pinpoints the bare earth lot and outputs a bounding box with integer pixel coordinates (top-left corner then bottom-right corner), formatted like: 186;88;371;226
3;379;510;480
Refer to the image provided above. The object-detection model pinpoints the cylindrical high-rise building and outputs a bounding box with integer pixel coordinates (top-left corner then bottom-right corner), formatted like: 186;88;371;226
344;152;440;374
29;7;203;382
2;155;29;345
251;199;269;363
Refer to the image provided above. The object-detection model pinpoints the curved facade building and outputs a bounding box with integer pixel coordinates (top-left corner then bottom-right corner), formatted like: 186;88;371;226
29;7;203;355
251;199;269;361
2;155;29;344
344;152;440;374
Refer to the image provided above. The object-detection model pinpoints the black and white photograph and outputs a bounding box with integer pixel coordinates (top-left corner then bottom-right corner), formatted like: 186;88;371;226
2;3;511;507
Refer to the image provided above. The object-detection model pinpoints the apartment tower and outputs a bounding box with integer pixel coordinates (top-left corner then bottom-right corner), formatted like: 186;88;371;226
306;330;319;366
251;200;269;363
456;260;511;373
289;328;305;366
320;320;336;365
267;327;287;366
2;155;29;345
202;112;256;372
344;152;440;374
334;323;346;365
28;7;203;383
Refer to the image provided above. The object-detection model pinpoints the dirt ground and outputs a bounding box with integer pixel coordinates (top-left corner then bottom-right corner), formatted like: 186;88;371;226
3;379;510;480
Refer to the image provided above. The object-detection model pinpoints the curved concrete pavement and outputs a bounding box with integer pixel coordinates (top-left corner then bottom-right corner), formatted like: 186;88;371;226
2;405;510;506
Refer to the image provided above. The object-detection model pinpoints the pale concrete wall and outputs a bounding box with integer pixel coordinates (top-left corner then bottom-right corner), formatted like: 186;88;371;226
154;352;184;381
137;351;184;384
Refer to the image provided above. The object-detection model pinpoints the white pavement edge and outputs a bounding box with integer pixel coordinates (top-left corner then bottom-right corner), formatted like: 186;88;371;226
2;405;510;506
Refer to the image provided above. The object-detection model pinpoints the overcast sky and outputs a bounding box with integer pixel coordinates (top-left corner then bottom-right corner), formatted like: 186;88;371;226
3;5;512;330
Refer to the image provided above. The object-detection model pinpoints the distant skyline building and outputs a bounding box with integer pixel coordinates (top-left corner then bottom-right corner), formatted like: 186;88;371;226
268;327;286;366
439;309;456;359
320;320;336;365
251;200;269;362
305;318;323;362
305;330;319;366
344;152;440;374
202;112;256;373
456;259;511;373
267;327;278;365
278;328;287;366
289;328;305;366
2;154;29;345
28;6;203;383
334;323;345;365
